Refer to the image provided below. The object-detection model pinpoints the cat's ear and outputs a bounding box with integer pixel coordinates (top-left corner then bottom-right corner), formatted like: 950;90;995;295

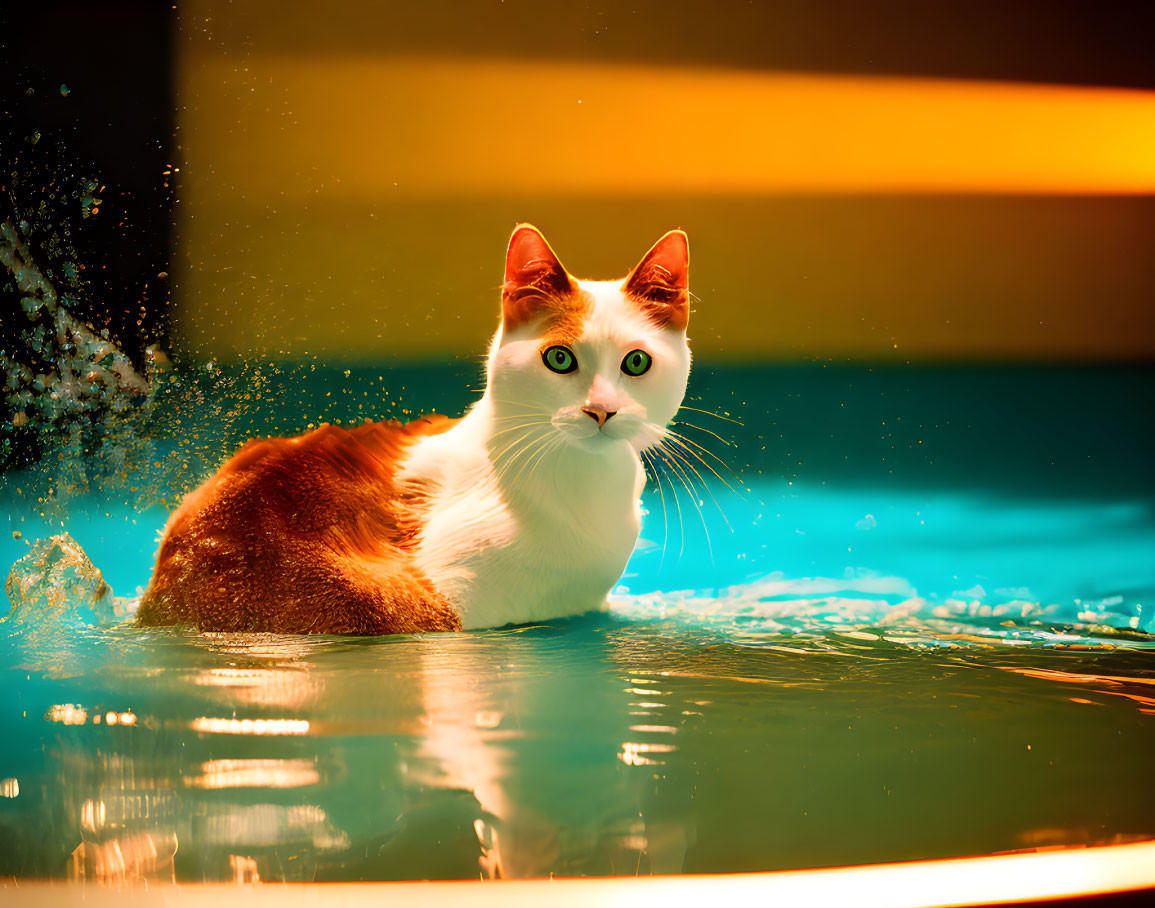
502;224;577;329
624;229;689;330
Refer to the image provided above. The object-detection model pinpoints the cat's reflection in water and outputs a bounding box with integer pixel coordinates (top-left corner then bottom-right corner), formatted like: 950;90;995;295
47;625;694;882
404;627;659;879
322;623;696;879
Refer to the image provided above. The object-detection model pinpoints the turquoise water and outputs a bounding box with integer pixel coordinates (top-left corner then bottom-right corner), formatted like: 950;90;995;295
1;364;1153;881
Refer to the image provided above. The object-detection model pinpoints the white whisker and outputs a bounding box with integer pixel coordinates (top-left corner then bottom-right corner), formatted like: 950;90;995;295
640;448;671;573
662;436;745;519
664;429;748;498
672;419;735;448
656;442;715;565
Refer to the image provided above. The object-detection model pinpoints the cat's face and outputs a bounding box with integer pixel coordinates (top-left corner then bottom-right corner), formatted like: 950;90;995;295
487;225;691;454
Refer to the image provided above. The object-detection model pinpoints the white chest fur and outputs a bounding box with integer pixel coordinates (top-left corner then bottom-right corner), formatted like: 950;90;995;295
392;224;691;630
402;404;644;629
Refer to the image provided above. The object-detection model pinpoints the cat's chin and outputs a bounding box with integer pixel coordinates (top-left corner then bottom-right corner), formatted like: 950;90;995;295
560;429;634;454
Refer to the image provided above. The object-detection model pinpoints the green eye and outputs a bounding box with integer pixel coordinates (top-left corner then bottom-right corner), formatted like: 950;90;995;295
542;345;577;374
621;349;652;376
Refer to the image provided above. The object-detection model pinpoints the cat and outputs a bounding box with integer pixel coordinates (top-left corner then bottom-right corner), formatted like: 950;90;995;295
137;224;691;633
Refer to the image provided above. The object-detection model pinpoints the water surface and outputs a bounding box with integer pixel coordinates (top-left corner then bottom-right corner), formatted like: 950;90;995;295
1;364;1153;881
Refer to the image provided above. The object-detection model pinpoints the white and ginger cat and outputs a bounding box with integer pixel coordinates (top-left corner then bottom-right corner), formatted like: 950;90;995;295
138;225;691;633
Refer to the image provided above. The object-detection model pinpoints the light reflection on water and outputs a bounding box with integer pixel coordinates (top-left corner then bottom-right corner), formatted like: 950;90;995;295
2;605;1154;883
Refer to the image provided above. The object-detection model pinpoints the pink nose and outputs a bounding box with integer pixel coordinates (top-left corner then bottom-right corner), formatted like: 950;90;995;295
581;405;616;427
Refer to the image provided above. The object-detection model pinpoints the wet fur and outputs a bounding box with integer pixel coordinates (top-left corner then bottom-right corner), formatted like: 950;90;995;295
139;418;460;634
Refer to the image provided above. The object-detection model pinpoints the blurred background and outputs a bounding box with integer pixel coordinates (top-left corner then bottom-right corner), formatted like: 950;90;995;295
173;0;1155;364
1;0;1153;492
5;0;1155;365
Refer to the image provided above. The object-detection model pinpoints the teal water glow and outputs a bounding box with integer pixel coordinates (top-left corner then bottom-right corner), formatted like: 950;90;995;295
1;364;1153;880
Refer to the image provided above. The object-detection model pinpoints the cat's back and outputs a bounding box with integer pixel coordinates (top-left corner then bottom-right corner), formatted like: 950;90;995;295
138;416;462;635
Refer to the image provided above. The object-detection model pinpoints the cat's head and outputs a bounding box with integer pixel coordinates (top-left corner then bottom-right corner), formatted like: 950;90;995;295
486;224;691;454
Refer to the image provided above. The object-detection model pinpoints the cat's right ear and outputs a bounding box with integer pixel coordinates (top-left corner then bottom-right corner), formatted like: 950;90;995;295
502;224;576;329
624;230;690;331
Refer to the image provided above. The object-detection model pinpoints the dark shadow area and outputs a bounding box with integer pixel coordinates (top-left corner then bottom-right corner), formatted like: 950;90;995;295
0;0;175;361
692;362;1155;499
203;0;1155;90
0;0;174;471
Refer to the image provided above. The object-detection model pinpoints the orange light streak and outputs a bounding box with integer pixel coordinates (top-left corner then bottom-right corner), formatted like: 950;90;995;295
180;55;1155;199
6;839;1154;906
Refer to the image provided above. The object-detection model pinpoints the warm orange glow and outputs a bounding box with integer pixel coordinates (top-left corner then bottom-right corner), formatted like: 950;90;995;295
45;704;87;725
180;55;1155;199
6;840;1154;905
188;758;319;789
190;717;311;736
175;46;1155;363
193;667;320;707
1002;667;1155;711
1005;667;1155;686
617;742;678;767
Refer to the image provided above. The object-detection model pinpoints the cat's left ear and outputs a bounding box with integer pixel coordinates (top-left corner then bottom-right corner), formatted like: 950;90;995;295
624;230;689;330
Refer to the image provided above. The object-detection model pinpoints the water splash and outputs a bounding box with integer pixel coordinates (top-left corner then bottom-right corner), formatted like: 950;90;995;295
612;570;1155;653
